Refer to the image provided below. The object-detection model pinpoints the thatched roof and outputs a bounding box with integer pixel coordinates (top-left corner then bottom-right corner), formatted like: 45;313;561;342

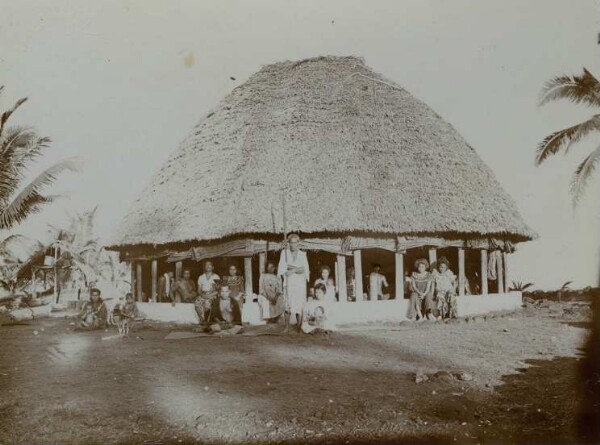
110;56;535;250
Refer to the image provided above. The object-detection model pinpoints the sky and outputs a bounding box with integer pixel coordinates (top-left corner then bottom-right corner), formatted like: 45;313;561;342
1;0;599;289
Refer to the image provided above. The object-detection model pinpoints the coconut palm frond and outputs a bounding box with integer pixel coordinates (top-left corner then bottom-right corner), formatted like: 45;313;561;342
0;96;28;137
539;68;600;107
509;281;534;291
570;144;600;207
561;281;573;290
0;234;23;254
535;114;600;165
0;158;80;230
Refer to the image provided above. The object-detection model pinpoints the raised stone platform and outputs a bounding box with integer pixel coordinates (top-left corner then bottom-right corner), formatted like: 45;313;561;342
135;292;523;325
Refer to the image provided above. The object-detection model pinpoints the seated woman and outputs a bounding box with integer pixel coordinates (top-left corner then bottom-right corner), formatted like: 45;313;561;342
78;288;108;330
406;259;435;321
208;285;242;334
302;283;335;334
314;265;336;304
432;257;457;319
222;264;245;305
258;261;285;323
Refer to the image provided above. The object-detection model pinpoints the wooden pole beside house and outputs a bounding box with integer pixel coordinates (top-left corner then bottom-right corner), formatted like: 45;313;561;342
130;261;136;296
258;252;266;276
175;261;182;280
353;250;364;302
480;249;489;295
54;245;59;304
428;248;437;267
244;257;253;297
31;269;36;298
336;255;348;303
458;248;466;296
395;252;404;301
151;259;158;302
496;251;504;294
503;251;510;292
136;262;143;302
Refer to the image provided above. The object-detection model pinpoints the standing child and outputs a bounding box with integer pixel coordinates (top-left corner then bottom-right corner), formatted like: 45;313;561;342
314;265;336;304
432;257;457;319
116;293;139;337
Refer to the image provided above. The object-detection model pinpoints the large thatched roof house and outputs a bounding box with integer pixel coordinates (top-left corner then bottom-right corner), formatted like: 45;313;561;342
108;56;534;321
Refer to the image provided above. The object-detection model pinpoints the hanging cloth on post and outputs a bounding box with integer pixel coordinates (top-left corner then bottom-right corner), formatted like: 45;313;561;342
488;251;498;281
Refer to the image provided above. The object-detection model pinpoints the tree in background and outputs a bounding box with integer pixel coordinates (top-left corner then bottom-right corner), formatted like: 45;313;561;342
0;86;78;295
536;68;600;207
0;86;78;230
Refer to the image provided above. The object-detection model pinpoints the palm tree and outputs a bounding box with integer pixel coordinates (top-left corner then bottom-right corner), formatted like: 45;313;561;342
0;85;78;230
536;68;600;207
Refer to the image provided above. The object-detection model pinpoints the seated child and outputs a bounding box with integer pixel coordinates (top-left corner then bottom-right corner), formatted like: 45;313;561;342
302;283;335;334
113;293;139;337
432;257;457;319
314;266;337;304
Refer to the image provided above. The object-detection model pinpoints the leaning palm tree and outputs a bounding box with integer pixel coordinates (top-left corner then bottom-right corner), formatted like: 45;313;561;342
536;68;600;207
0;85;78;231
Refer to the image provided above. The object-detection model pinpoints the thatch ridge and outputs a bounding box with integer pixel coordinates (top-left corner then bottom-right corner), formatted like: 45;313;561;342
110;56;535;249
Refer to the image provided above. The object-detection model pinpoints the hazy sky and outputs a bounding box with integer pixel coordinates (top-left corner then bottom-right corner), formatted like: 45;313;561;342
1;0;599;289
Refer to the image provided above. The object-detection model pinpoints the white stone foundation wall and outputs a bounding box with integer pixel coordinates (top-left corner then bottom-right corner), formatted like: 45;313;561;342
136;292;523;325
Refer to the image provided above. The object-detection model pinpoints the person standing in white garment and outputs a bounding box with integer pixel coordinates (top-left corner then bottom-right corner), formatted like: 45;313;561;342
278;233;310;333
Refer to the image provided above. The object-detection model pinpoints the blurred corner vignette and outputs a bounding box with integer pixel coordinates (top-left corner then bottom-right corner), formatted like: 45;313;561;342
0;1;599;444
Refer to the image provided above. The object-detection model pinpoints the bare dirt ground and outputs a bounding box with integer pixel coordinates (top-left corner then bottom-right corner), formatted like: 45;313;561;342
0;301;597;445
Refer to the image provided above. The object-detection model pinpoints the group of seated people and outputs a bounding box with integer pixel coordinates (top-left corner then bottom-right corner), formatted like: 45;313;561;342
75;253;460;336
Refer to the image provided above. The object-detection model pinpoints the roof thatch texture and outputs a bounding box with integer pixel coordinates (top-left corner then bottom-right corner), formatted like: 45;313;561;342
111;56;535;249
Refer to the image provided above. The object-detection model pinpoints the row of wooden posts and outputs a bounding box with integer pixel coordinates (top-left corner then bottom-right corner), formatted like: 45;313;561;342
130;247;509;303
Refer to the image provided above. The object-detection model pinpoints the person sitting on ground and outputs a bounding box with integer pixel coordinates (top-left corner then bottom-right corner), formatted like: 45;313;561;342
432;257;457;319
407;259;435;321
172;269;197;303
78;288;108;330
302;283;335;334
258;261;284;323
208;285;242;334
368;263;390;301
222;264;245;305
195;261;221;330
113;292;139;336
314;265;336;304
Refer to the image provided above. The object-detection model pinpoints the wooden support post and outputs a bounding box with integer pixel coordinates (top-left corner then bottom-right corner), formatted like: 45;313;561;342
130;261;136;296
244;256;253;297
503;252;510;292
480;250;488;295
151;259;158;302
428;248;437;267
336;255;347;303
258;252;266;276
458;248;466;296
496;251;504;294
31;269;36;298
353;250;364;302
175;261;182;280
395;252;404;301
53;246;59;300
136;262;143;302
